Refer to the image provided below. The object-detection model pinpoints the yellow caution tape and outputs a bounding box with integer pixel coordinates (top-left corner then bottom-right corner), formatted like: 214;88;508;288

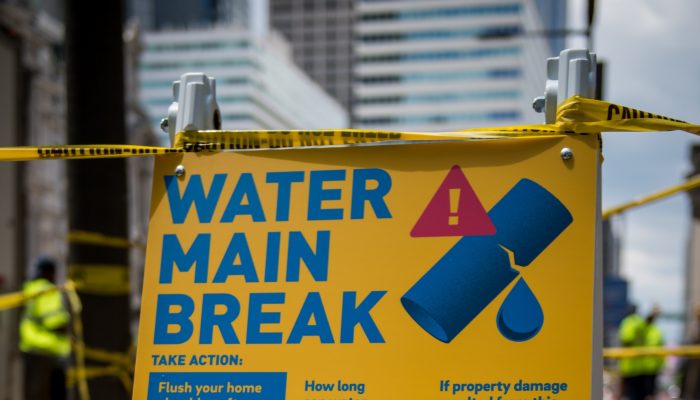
556;96;700;134
65;280;134;399
604;345;700;359
0;291;32;310
171;126;565;151
84;347;134;373
9;284;700;396
0;96;697;162
67;365;133;396
65;280;91;400
0;285;59;310
0;281;133;400
603;175;700;219
68;264;130;295
0;145;180;162
68;230;142;249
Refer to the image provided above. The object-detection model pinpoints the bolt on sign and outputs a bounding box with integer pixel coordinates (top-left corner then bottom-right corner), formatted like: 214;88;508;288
133;135;600;399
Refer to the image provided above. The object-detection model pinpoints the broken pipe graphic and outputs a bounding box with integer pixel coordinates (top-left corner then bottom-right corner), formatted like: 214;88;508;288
402;172;573;343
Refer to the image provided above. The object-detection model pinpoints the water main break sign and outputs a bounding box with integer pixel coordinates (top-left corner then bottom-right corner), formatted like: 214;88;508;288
133;136;600;400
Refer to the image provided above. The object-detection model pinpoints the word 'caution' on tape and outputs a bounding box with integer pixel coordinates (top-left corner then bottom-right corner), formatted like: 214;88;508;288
0;97;699;162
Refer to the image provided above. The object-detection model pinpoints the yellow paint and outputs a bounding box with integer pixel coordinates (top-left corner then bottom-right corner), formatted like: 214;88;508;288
133;135;599;399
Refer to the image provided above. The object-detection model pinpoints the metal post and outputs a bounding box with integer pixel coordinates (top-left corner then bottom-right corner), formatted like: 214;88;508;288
533;48;602;399
65;1;130;398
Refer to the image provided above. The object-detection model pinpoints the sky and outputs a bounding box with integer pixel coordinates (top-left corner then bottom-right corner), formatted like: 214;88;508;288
568;0;700;343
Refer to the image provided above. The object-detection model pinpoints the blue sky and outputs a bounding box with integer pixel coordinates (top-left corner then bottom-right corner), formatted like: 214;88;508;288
569;0;700;343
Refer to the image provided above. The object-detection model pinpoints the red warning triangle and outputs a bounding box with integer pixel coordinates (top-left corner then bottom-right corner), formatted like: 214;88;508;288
411;165;496;237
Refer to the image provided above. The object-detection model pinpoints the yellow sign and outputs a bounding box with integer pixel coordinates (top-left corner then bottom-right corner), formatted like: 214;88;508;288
133;135;600;399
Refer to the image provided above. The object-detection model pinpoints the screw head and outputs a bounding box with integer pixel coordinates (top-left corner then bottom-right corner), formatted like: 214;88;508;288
532;96;546;113
174;165;185;177
560;147;573;160
160;118;169;133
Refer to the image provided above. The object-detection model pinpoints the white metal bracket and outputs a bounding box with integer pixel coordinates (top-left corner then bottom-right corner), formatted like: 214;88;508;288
533;49;597;123
161;73;221;146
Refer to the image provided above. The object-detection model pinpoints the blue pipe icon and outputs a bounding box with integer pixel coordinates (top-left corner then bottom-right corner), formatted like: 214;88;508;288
401;179;573;343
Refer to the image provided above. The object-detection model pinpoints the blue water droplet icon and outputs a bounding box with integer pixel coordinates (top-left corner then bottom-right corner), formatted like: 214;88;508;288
497;278;544;342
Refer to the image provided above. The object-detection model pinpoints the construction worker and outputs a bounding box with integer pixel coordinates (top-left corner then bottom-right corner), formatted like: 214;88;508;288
618;304;646;400
641;306;664;398
20;258;70;400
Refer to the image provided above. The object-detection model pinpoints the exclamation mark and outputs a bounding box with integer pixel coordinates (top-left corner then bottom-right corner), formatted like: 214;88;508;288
448;188;460;225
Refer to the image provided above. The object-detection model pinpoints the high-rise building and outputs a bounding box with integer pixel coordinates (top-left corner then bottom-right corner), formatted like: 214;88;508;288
269;0;355;111
533;0;567;54
134;0;347;138
353;0;557;131
129;0;268;35
268;0;566;131
140;1;563;132
139;27;348;140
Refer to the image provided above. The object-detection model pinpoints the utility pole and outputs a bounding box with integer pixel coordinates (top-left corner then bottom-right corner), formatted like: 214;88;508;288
65;1;130;398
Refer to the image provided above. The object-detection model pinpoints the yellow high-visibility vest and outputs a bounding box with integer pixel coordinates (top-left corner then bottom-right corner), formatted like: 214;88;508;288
618;314;646;377
643;323;665;374
19;278;70;357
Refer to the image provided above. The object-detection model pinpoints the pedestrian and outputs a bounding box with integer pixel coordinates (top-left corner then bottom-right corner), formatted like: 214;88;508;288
619;304;647;400
641;305;664;399
19;257;70;400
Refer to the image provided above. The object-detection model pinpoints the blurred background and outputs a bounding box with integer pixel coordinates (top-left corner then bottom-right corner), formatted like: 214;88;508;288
0;0;699;399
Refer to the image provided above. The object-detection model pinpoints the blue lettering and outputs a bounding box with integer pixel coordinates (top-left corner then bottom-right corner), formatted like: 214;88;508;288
308;170;345;220
266;171;304;221
264;232;281;282
154;294;194;344
247;292;285;344
286;231;330;282
351;169;392;219
165;174;226;224
288;292;334;344
220;173;266;223
200;293;240;344
160;234;210;284
340;291;387;343
213;233;259;283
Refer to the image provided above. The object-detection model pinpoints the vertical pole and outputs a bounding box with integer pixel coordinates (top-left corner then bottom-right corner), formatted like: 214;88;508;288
535;49;602;399
65;1;131;399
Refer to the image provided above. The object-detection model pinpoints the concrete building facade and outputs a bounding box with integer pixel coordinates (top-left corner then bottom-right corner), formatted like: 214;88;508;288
269;0;355;111
0;5;67;399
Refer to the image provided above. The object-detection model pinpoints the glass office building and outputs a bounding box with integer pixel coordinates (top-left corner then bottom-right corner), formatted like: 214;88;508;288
353;0;562;131
139;27;348;141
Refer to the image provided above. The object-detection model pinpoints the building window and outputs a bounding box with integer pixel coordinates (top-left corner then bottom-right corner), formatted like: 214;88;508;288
357;68;521;85
360;4;521;22
358;26;522;42
357;90;520;105
359;47;520;63
358;110;522;126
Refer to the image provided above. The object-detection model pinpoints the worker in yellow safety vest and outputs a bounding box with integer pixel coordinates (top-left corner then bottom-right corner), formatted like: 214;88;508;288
641;306;664;398
618;304;665;400
20;258;70;400
618;304;647;400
